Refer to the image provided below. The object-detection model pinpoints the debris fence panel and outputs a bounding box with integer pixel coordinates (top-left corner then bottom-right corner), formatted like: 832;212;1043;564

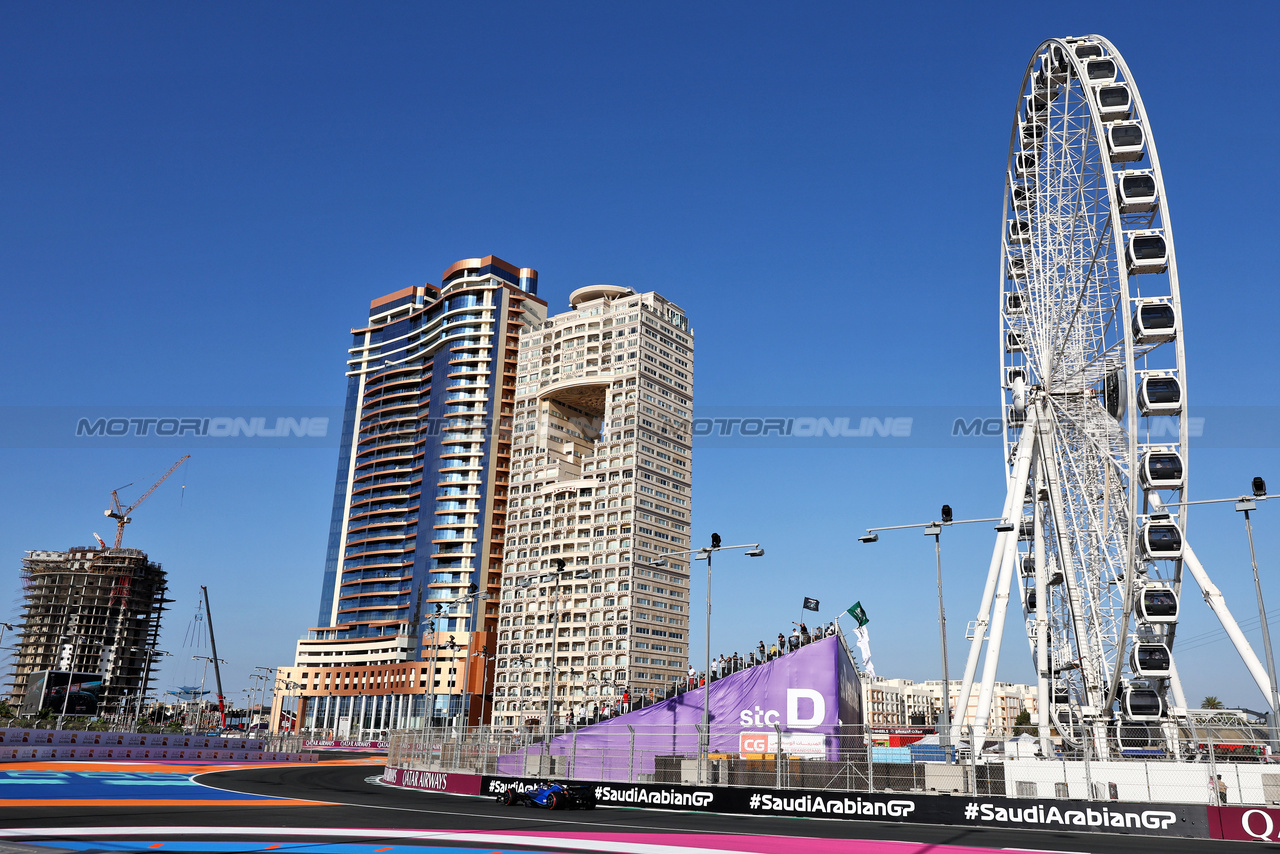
385;722;1279;805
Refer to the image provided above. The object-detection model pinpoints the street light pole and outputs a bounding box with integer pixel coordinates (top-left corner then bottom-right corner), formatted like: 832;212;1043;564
651;535;764;784
861;508;1005;761
473;647;491;726
132;648;169;730
253;666;276;731
1239;480;1280;752
926;523;952;755
1162;484;1280;727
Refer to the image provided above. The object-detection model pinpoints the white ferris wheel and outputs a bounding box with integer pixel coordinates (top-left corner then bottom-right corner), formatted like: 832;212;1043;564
950;35;1275;754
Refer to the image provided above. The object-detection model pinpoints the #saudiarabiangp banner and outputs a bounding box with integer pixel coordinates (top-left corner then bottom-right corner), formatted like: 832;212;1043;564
479;775;1210;839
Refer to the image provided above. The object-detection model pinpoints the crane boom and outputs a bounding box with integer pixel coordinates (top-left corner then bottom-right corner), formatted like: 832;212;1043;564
106;455;190;548
202;586;227;729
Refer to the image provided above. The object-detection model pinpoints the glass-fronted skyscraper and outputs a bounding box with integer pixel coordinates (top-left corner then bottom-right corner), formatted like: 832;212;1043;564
285;256;545;732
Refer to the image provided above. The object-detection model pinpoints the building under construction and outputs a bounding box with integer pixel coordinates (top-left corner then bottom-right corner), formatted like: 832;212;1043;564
9;546;170;714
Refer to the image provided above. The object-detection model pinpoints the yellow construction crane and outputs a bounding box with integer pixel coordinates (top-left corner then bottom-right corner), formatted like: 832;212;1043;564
105;455;190;548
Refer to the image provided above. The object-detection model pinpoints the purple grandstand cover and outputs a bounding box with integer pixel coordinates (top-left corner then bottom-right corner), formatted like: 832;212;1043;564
496;633;862;779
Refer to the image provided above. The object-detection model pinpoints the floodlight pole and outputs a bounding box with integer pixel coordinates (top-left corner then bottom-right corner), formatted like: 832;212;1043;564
1164;488;1280;743
651;539;763;784
1239;499;1280;753
861;515;1003;760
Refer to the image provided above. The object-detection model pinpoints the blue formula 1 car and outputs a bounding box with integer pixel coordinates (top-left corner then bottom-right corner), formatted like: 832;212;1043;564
496;781;596;810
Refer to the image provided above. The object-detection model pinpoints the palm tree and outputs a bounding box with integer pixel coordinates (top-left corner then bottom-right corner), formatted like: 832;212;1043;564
1201;696;1224;710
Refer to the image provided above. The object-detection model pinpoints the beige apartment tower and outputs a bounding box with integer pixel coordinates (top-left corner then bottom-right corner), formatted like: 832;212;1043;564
490;285;694;730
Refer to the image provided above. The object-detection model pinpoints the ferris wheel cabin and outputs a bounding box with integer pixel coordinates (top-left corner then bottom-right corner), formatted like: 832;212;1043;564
1107;122;1146;162
1132;299;1177;343
1085;59;1118;85
1131;643;1172;677
1007;254;1027;278
1140;448;1185;489
1008;219;1032;245
1005;292;1025;314
1117;171;1158;213
1031;70;1060;104
1141;524;1184;560
1139;584;1180;622
1138;373;1182;414
1073;42;1103;61
1122;686;1165;721
1014;151;1037;179
1094;85;1132;121
1011;183;1034;210
1126;232;1169;273
1021;120;1047;147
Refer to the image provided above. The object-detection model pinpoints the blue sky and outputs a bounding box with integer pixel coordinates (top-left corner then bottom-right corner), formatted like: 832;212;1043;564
3;1;1279;711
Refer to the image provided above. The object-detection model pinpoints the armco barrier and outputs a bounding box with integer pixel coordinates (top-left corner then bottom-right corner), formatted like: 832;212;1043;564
380;766;481;796
476;775;1211;840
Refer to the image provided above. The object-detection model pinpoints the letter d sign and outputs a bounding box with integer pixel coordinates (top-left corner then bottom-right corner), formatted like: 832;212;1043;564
787;688;826;729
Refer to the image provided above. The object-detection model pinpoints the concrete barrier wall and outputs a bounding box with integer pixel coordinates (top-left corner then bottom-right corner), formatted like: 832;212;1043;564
0;728;265;750
380;765;481;795
0;744;314;761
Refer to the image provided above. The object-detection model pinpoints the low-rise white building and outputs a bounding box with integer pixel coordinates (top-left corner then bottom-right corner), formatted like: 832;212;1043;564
863;677;1038;737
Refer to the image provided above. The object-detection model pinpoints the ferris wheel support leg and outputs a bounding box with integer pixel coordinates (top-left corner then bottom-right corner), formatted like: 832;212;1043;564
1168;656;1189;713
951;417;1038;745
972;421;1038;749
1033;460;1054;757
1179;542;1275;712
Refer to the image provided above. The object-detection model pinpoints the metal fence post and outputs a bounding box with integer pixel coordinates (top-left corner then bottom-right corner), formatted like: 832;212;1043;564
1207;725;1219;806
627;725;635;783
969;725;978;795
1081;725;1093;800
774;723;784;789
571;726;578;781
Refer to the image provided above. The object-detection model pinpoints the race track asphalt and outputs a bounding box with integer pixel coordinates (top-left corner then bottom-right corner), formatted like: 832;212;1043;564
0;760;1265;853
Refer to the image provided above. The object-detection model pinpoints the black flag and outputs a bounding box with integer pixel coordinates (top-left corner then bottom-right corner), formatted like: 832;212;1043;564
802;597;820;612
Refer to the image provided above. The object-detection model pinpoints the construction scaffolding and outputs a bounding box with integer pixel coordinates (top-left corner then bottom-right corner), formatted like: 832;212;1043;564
10;546;171;714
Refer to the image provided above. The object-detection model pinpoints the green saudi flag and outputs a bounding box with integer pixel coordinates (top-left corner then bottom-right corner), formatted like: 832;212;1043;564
846;601;869;627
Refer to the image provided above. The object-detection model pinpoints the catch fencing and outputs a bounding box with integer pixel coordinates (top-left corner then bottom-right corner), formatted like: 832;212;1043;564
387;721;1280;806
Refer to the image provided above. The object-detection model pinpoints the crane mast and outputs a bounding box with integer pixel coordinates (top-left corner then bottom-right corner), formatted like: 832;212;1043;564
201;586;227;729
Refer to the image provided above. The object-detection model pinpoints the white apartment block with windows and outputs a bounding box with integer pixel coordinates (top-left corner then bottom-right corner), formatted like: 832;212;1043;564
490;285;694;730
864;678;1039;737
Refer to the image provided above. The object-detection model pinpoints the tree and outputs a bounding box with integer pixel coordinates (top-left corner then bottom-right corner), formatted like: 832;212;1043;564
1012;709;1035;735
1201;696;1224;710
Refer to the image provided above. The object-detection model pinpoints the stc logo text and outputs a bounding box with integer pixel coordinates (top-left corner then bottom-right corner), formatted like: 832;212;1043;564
738;689;826;729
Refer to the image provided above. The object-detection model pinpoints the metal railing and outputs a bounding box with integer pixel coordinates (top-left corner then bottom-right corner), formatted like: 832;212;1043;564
386;721;1280;806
